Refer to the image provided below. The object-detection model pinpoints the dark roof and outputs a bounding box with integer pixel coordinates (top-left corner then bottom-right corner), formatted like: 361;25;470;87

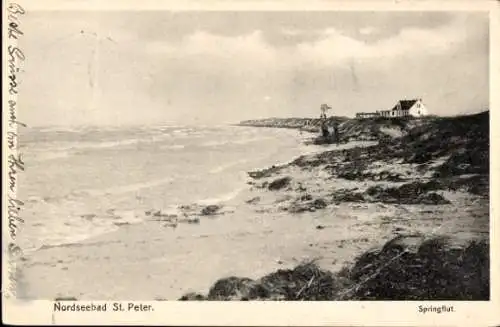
391;99;419;111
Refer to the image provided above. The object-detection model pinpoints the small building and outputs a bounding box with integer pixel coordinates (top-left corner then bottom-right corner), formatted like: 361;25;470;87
356;112;380;119
356;98;428;119
376;109;391;118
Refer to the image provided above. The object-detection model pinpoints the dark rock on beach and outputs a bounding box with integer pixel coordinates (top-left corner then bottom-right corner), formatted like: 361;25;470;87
255;263;351;301
299;194;313;201
207;277;267;301
362;184;451;205
327;182;451;205
200;205;222;216
248;165;283;179
418;192;451;205
283;196;330;213
245;196;261;204
178;292;206;301
311;198;328;209
331;189;365;203
268;176;292;191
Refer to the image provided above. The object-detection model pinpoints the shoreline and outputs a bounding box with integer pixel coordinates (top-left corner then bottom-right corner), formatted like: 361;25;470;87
18;141;382;300
17;112;489;300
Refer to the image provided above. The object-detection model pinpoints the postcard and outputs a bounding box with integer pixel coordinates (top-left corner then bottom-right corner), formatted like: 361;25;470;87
3;0;499;325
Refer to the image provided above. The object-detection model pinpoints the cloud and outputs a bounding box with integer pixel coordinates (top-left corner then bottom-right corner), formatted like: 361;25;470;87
178;30;275;62
281;27;304;36
147;16;473;71
359;26;378;35
19;11;488;126
297;18;469;67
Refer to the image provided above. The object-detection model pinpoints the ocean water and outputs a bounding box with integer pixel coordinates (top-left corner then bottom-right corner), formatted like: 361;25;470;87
18;124;323;252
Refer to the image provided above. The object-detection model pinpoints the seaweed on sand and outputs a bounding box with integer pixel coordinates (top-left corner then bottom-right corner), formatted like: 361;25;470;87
179;262;352;301
179;235;489;301
347;235;489;300
330;182;451;205
257;262;352;300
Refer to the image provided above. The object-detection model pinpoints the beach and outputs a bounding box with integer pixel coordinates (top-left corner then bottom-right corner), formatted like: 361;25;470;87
16;124;340;299
17;114;489;300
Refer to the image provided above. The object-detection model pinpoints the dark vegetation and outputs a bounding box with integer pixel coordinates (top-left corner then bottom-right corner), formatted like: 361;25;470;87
179;235;489;301
331;184;451;205
290;111;489;171
348;235;489;300
300;111;488;198
396;112;489;172
339;116;418;142
248;112;489;207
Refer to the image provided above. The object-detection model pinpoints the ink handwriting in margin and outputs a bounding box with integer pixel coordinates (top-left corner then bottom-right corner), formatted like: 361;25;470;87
6;2;26;299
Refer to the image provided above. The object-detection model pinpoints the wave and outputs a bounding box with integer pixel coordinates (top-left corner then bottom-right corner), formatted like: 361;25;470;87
35;126;84;133
159;144;186;150
23;206;146;252
21;217;117;254
70;177;175;197
54;136;169;151
196;187;245;205
28;208;145;254
232;136;273;145
27;134;184;162
200;136;272;147
31;150;73;162
209;159;249;174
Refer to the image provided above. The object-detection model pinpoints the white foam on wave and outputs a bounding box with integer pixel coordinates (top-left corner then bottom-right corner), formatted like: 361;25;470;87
200;140;226;147
28;133;184;163
209;159;249;174
31;151;73;162
172;128;194;134
24;207;147;254
71;176;174;197
200;136;272;148
232;136;273;145
40;130;179;151
36;126;85;133
197;187;245;205
55;136;167;151
159;144;186;150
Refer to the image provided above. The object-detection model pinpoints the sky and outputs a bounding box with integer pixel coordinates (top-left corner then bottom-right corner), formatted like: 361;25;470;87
18;10;489;126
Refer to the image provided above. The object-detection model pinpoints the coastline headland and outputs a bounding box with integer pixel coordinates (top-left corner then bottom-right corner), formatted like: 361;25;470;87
238;116;349;133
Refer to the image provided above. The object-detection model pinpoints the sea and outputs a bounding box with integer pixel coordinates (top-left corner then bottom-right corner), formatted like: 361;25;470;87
18;124;324;252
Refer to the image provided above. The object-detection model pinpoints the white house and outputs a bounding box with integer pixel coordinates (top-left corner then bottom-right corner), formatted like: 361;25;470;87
388;99;428;117
356;98;428;119
408;99;428;117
